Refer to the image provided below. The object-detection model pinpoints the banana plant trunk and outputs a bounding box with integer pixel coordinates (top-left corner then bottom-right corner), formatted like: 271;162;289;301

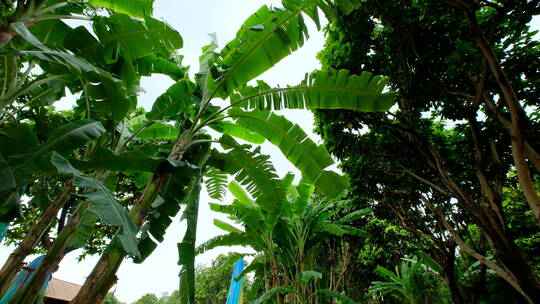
178;176;202;304
9;170;110;304
0;180;73;297
71;170;169;304
9;206;83;304
71;248;124;304
71;135;193;303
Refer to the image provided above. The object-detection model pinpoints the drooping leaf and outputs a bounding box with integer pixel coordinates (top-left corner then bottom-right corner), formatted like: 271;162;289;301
144;16;183;55
213;219;243;234
50;152;82;176
292;180;314;214
81;76;137;123
146;79;196;121
210;137;285;210
0;122;39;158
67;206;99;248
300;270;322;283
136;55;187;80
66;14;181;65
75;175;140;257
91;14;182;61
137;144;204;255
210;121;265;144
228;109;348;198
204;167;228;200
10;23;106;75
50;153;139;256
230;70;395;112
254;287;292;304
178;176;203;304
12;120;105;170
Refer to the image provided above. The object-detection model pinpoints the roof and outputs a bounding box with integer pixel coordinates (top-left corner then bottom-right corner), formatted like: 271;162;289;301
44;278;81;301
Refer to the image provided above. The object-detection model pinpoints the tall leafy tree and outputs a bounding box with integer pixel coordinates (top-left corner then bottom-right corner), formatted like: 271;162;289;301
316;0;540;302
0;0;187;301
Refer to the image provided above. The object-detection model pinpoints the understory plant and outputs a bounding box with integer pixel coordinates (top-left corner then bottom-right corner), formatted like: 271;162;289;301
198;175;370;303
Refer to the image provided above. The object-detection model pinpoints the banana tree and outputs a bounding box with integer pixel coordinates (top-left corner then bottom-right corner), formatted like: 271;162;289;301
368;256;440;304
198;175;370;304
67;0;394;303
1;1;187;301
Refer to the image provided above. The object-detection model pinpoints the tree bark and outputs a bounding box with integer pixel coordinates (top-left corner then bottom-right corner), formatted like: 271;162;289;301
462;7;540;226
72;136;195;303
483;96;540;173
70;248;124;304
9;207;82;304
0;180;73;297
441;253;469;304
70;171;168;304
481;218;540;303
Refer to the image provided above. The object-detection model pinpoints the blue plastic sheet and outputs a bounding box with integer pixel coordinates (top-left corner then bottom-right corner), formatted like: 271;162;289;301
0;223;7;243
226;258;244;304
0;255;51;303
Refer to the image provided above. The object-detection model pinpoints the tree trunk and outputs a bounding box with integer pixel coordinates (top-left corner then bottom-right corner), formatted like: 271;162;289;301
481;216;540;303
70;171;168;304
72;136;197;304
9;208;82;304
462;7;540;226
441;255;469;304
0;180;73;297
70;249;124;304
179;177;202;304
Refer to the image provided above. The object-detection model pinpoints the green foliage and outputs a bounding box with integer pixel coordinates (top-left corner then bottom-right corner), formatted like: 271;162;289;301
104;293;125;304
133;293;159;304
200;178;367;303
215;2;311;94
51;152;139;257
315;0;540;302
369;257;441;304
194;254;240;304
204;166;228;201
231;70;394;112
211;136;284;209
88;0;155;18
229;109;348;198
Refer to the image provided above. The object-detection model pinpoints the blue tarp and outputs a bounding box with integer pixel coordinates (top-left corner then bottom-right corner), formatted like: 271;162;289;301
0;255;51;303
226;258;244;304
0;223;7;243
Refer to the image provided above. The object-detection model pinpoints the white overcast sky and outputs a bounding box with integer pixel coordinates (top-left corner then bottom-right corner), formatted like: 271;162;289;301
1;2;538;303
0;1;327;302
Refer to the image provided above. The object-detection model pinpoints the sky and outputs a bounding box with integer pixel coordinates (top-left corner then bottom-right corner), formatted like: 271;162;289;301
0;1;328;302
